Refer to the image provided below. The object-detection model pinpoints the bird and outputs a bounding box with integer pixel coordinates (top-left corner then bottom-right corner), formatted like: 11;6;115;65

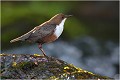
10;13;72;57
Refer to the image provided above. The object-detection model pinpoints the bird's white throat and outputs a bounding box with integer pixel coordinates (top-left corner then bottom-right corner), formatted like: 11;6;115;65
54;18;66;38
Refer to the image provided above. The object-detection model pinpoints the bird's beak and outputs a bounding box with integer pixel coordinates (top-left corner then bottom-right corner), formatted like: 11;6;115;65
65;15;73;18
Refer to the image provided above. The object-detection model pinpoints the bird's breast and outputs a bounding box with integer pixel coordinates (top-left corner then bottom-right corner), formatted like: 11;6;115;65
54;18;66;38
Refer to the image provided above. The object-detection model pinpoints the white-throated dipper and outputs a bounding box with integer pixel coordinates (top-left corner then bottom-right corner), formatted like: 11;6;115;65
10;13;72;57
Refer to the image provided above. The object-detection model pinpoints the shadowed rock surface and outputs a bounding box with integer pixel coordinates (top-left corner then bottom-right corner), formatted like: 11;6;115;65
0;53;113;79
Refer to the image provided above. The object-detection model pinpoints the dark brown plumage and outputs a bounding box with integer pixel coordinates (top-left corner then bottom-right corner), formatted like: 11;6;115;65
10;13;72;57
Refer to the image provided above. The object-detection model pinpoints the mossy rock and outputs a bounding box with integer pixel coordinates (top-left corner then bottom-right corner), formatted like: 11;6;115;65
0;53;113;79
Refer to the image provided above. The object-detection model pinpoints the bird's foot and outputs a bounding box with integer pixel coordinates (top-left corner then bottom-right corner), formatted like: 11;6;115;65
43;54;49;59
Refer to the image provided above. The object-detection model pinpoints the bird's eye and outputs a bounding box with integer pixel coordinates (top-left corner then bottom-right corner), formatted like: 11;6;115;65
62;16;64;19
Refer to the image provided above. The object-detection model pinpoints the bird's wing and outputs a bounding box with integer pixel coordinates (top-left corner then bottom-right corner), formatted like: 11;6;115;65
10;23;56;43
25;24;56;42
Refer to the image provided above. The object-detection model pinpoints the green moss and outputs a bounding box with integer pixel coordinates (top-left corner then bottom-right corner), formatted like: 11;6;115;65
13;61;37;71
1;54;113;79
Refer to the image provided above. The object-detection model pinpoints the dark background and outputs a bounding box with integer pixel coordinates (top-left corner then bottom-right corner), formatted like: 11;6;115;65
1;1;119;78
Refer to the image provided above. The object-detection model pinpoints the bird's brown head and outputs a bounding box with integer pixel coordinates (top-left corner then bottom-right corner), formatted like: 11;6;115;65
49;13;72;25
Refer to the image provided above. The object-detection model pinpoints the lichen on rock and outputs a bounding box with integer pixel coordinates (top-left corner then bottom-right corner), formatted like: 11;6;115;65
0;53;113;79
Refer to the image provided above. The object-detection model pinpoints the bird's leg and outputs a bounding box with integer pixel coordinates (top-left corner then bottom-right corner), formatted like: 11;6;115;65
38;43;47;57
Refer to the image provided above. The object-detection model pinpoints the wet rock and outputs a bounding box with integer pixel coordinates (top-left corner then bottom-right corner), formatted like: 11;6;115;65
0;53;112;79
2;40;119;77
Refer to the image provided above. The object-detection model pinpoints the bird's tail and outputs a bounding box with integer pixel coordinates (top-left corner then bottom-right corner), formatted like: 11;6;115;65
10;37;21;43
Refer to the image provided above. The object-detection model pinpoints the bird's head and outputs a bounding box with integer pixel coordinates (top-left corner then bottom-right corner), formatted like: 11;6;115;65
49;13;72;25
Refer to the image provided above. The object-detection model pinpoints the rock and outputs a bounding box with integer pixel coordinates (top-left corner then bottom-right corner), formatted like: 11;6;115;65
0;53;112;79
